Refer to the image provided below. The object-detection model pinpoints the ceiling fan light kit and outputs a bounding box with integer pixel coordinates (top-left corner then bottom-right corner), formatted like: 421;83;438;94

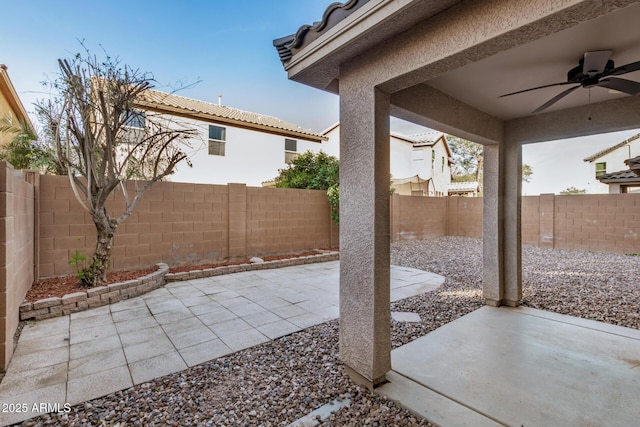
499;50;640;113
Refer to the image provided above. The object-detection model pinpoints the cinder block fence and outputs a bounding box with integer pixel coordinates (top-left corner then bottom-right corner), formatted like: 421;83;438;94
0;164;36;371
1;161;639;369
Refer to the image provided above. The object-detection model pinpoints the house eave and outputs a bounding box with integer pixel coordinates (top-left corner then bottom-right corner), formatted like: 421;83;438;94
0;65;33;128
597;177;640;184
134;100;328;143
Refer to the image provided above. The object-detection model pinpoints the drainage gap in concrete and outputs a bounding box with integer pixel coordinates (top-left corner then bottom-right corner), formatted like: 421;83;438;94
391;311;422;323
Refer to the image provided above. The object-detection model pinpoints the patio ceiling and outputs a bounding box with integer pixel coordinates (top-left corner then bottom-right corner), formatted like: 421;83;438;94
427;2;640;121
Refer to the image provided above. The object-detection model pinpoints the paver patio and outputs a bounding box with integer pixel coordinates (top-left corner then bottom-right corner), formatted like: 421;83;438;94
0;260;443;426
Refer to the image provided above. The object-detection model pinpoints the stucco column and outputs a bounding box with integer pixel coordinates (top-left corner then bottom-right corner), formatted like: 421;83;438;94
503;141;522;306
482;144;503;305
339;80;391;389
482;141;522;307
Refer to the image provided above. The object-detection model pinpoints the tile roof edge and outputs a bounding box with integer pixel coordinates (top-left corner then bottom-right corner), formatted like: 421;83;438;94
273;0;366;64
583;132;640;162
134;90;327;142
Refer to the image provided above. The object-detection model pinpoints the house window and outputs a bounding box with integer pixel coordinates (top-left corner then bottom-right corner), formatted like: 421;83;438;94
285;138;297;163
208;125;226;156
595;162;606;178
442;156;445;173
124;111;145;129
122;110;145;143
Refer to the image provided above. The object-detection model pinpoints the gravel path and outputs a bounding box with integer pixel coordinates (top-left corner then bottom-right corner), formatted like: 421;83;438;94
14;237;639;426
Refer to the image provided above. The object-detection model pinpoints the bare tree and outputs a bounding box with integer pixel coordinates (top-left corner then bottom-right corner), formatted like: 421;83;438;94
448;135;534;187
37;52;196;287
447;135;484;183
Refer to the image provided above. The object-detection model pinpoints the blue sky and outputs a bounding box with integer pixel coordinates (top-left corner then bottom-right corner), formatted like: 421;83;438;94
1;0;338;132
2;0;638;194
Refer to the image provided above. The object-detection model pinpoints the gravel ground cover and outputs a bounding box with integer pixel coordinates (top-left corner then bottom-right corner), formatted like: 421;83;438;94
13;237;639;426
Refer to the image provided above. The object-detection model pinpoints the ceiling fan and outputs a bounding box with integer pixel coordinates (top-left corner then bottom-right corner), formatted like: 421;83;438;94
499;50;640;113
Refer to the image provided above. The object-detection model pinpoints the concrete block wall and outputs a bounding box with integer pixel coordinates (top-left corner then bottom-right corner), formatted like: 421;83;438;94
246;186;336;255
37;176;337;278
519;194;640;253
521;196;541;245
391;194;448;241
446;196;483;238
553;194;640;253
30;177;640;279
0;163;35;370
38;176;231;277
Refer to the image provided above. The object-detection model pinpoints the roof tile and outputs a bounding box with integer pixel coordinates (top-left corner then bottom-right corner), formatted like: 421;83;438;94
583;133;640;162
135;89;326;141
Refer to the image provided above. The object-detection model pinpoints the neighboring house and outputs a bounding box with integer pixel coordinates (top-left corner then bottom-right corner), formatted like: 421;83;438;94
132;90;327;186
596;155;640;193
320;124;452;196
0;64;33;146
583;133;640;193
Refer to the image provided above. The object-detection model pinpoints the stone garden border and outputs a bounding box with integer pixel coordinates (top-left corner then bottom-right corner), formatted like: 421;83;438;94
19;252;339;321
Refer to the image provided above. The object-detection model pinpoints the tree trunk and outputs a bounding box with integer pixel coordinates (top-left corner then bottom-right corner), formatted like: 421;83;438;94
81;207;117;287
475;158;483;183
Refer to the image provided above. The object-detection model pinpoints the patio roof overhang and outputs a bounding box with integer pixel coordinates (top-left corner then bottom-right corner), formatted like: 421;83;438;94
277;0;640;144
272;0;640;407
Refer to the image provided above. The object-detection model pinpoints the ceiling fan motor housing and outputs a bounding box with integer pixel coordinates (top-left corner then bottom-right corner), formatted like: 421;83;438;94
568;58;615;83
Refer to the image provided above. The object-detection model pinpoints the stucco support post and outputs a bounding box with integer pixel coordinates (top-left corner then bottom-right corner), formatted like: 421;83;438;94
338;80;391;389
482;141;522;307
503;141;522;306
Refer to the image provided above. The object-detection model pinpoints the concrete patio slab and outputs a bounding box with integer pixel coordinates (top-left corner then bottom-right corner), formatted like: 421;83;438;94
69;335;121;360
8;345;69;371
379;306;640;427
208;317;253;336
12;331;68;356
18;316;69;340
113;315;159;333
197;308;239;326
119;325;167;346
0;261;442;426
167;326;218;350
128;352;187;385
257;319;300;340
68;348;127;380
180;338;233;367
110;307;151;323
219;328;270;352
67;365;132;405
123;335;175;363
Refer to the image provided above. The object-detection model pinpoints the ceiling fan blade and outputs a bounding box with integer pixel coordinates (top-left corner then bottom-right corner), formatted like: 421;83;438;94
532;85;581;114
607;60;640;76
598;77;640;95
583;50;612;76
499;81;573;98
